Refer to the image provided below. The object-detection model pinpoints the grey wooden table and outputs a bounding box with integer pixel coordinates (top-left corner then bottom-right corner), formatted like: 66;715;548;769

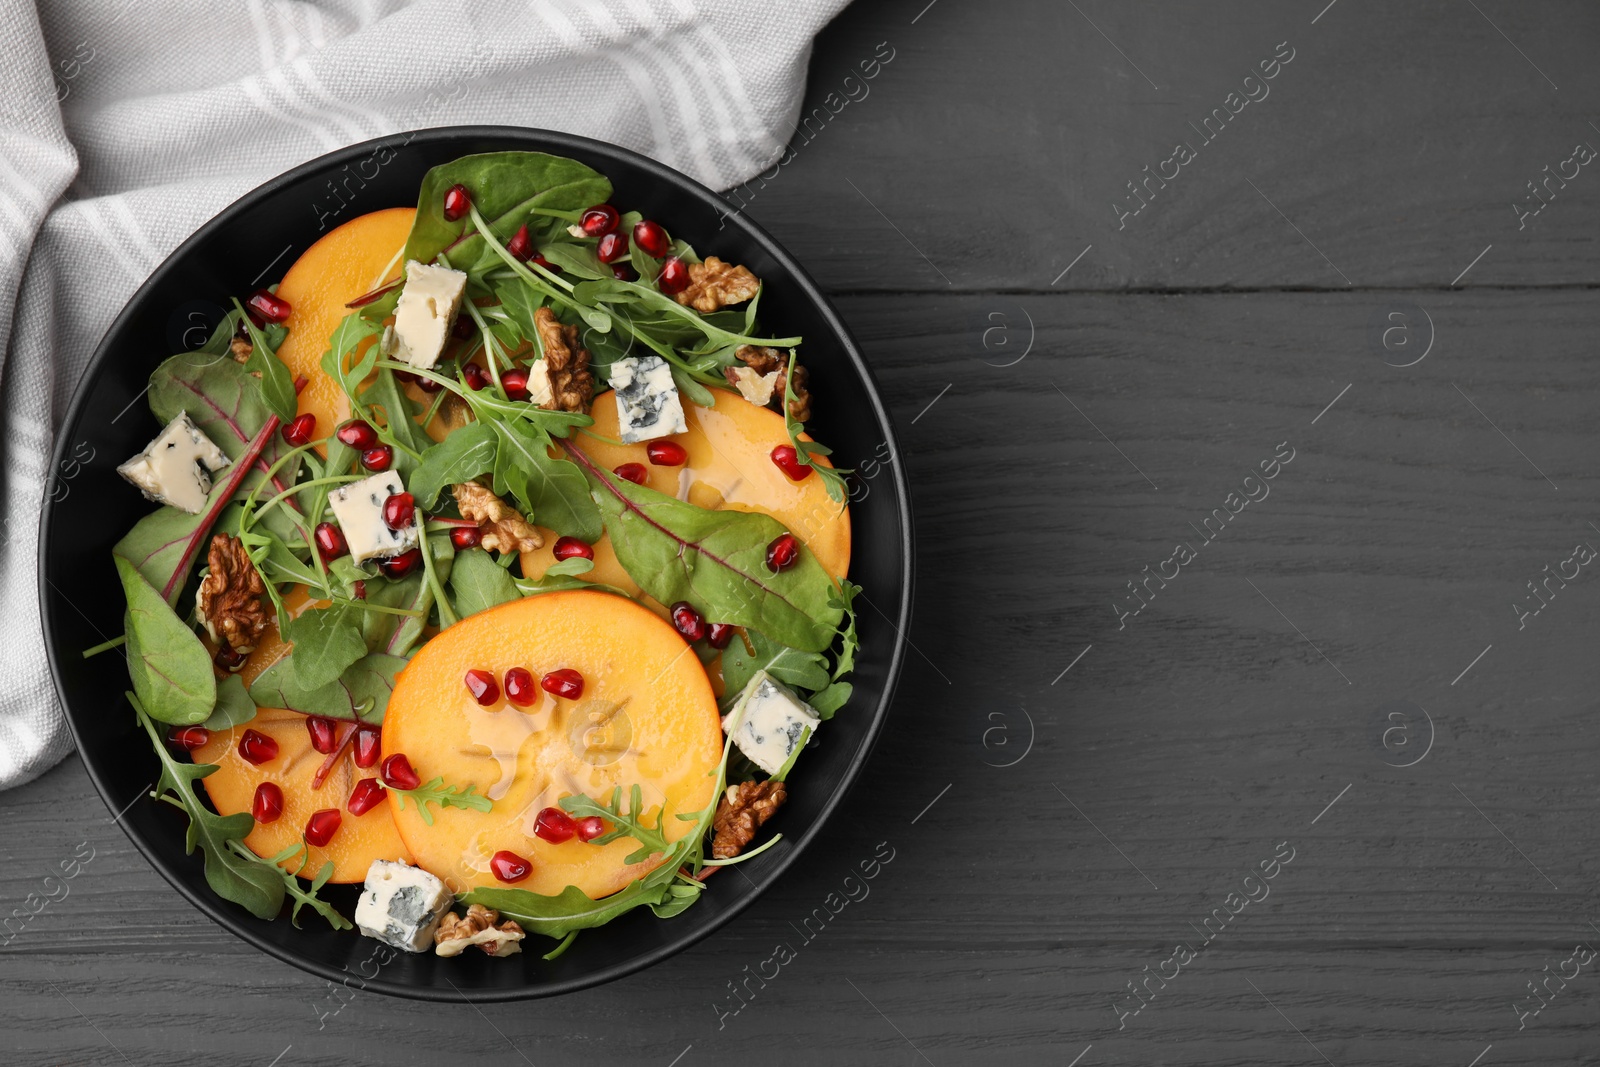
8;1;1600;1064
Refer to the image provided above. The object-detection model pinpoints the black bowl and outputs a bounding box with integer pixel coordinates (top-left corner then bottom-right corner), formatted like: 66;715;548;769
39;127;911;1000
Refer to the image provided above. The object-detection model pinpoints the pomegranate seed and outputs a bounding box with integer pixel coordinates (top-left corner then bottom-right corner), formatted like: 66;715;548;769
501;367;530;401
671;601;706;642
238;729;279;766
377;547;422;579
552;536;594;562
506;223;533;261
352;580;367;600
531;253;558;273
214;645;248;672
657;256;690;294
281;412;316;447
575;816;606;842
542;668;584;700
353;725;381;768
247;288;292;323
464;668;500;706
597;231;629;263
335;419;378;450
611;262;637;281
633;220;670;258
382;491;415;531
169;725;209;752
305;808;342;848
450;526;482;550
534;807;577;844
252;782;284;823
360;445;393;471
707;623;736;650
580;204;619;236
452;316;474;340
462;362;489;390
490;850;533;883
380;753;421;791
416;370;444;392
306;716;338;754
770;445;812;481
613;462;647;485
314;522;347;562
647;440;687;466
347;777;387;816
442;183;472;222
766;533;800;572
504;667;537;707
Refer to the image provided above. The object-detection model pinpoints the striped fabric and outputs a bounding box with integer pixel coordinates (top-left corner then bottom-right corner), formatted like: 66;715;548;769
0;0;849;789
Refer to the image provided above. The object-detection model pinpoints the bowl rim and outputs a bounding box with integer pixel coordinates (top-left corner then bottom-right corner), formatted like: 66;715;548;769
38;125;913;1001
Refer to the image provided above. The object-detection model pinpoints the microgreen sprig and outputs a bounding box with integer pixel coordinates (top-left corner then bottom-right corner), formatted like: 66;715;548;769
391;776;492;826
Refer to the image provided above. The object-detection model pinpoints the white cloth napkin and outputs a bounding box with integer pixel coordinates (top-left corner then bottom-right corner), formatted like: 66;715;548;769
0;0;849;789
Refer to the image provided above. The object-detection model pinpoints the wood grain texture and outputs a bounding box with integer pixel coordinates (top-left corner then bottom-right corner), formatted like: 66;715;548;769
11;0;1600;1064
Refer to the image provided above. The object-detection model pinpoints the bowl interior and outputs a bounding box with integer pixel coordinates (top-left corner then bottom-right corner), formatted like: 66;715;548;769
40;127;910;1000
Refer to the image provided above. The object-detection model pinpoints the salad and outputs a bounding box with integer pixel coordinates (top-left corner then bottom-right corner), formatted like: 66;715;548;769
101;151;858;962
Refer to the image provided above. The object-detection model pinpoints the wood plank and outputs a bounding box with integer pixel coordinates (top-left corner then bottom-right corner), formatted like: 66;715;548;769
748;0;1600;291
9;290;1600;1062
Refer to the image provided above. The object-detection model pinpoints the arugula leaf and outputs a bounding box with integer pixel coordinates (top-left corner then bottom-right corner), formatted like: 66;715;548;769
450;548;519;618
281;602;367;690
493;419;602;540
567;443;843;652
559;784;671;865
203;674;258;731
115;556;215;725
721;629;829;697
405;152;611;268
830;580;861;682
246;843;352;930
132;693;285;920
360;366;432;474
233;299;297;424
392;777;492;826
408;422;495;508
248;652;403;724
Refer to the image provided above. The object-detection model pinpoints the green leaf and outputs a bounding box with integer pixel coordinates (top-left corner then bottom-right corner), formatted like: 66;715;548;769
449;548;519;618
408;422;496;508
559;784;672;865
493;420;602;540
393;777;492;826
830;580;861;682
721;629;830;697
359;367;431;476
464;881;678;940
404;152;612;268
131;693;285;920
248;652;404;724
807;681;852;719
567;443;843;652
234;299;297;424
281;602;367;690
115;556;215;725
203;674;258;731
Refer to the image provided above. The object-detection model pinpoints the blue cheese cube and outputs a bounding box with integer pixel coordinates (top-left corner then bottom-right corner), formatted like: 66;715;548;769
328;471;418;564
722;670;820;776
117;411;231;514
393;260;468;369
355;860;453;953
609;355;687;443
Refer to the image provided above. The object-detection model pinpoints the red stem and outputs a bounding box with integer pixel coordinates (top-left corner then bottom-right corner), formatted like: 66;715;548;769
311;721;358;791
159;412;283;603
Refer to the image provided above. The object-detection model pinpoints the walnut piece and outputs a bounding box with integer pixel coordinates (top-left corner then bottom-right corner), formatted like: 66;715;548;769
435;903;525;958
230;326;252;364
452;479;544;553
675;256;760;313
195;534;268;654
711;779;788;860
724;345;811;422
533;307;595;413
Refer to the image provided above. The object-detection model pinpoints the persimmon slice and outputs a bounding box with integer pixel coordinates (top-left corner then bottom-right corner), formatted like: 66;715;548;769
520;387;851;589
273;206;415;439
194;707;413;883
381;590;723;898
